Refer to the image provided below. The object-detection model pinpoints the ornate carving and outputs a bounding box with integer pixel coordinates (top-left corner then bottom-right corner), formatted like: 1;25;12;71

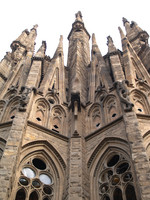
19;86;36;112
114;80;134;112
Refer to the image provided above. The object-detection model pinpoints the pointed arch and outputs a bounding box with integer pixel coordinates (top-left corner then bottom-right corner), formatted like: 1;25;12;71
49;105;67;134
13;140;66;200
21;140;66;171
88;137;137;200
15;187;26;200
87;103;102;132
2;96;21;122
29;190;39;200
94;90;108;103
45;93;60;105
125;184;137;200
143;130;150;160
137;81;150;94
3;88;18;100
30;98;50;126
0;100;6;119
130;89;150;114
103;95;121;123
113;188;123;200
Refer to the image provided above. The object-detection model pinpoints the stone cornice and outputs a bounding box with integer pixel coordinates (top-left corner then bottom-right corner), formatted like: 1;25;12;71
0;121;12;128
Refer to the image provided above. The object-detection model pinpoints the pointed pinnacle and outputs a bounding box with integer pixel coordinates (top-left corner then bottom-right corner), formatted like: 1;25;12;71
35;40;46;57
92;33;97;45
75;11;83;22
58;35;63;48
107;36;113;45
118;27;126;40
33;24;38;30
107;36;117;53
122;17;129;26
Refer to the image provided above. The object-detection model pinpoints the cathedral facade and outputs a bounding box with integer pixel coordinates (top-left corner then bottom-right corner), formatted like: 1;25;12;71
0;11;150;200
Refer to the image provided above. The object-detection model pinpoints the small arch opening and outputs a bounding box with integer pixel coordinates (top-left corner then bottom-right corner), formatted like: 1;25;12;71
113;188;123;200
126;184;137;200
29;191;39;200
15;189;26;200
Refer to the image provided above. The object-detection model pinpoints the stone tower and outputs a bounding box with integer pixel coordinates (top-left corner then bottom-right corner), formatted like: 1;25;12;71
0;12;150;200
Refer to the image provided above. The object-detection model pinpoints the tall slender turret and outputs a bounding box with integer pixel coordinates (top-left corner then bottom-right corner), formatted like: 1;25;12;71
67;11;90;105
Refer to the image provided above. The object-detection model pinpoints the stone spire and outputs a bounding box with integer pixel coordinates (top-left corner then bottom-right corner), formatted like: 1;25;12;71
107;36;117;53
35;41;46;58
68;11;90;40
67;12;90;105
25;24;38;53
122;17;131;35
53;35;63;59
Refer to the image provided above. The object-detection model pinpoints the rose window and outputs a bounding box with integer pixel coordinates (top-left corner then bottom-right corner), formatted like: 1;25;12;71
15;158;54;200
98;153;137;200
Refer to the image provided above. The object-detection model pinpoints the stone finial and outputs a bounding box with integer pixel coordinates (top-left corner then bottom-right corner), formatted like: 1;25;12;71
35;41;47;57
107;36;117;53
75;11;83;22
32;24;38;30
107;36;113;45
58;35;63;48
122;17;129;26
92;33;97;46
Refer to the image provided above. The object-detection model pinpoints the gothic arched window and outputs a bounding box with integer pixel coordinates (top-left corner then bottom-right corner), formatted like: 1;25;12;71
98;153;137;200
15;157;54;200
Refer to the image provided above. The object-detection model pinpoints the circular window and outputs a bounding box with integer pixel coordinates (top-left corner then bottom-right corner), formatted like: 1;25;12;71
22;167;35;178
100;184;109;193
123;173;132;182
107;155;119;167
33;158;46;170
116;162;129;174
32;180;41;188
39;174;52;185
101;170;113;182
111;175;120;185
19;177;29;186
43;186;53;195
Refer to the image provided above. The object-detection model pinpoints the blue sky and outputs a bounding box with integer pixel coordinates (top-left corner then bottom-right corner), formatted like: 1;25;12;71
0;0;150;65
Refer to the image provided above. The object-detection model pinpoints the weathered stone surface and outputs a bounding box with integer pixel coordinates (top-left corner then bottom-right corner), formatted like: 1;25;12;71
0;12;150;200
